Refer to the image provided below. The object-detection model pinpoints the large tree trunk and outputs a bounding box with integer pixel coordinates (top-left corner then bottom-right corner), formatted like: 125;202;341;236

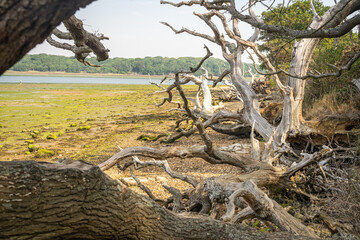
276;0;360;138
279;38;320;136
0;160;316;240
0;0;96;75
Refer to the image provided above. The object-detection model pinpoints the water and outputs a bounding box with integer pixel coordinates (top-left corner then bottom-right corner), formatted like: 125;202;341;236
0;75;163;85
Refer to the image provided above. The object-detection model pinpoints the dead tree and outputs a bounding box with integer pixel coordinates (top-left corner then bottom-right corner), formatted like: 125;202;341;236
98;0;360;238
160;0;360;157
99;49;329;238
152;66;223;114
0;160;318;240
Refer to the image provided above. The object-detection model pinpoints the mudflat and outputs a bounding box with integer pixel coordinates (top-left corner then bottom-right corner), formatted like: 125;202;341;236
0;83;244;198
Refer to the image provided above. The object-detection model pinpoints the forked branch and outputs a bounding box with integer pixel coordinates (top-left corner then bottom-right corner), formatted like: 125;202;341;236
47;15;109;65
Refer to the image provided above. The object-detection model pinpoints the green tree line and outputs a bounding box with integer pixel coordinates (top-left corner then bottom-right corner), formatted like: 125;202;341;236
11;54;258;77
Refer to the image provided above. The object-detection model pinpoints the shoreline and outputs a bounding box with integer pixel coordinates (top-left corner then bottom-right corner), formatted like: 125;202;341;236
3;70;164;79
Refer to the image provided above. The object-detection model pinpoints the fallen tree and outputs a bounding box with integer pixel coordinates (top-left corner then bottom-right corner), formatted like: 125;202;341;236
0;160;318;240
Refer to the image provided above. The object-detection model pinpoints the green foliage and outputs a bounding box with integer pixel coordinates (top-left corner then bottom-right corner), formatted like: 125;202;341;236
77;126;91;131
11;54;231;76
259;0;329;69
34;149;55;158
27;144;37;152
30;130;40;138
304;36;360;107
252;220;261;227
259;0;359;109
137;134;167;142
46;133;57;139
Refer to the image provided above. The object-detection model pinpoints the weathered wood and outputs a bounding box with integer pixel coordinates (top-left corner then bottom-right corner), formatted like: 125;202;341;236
47;15;109;65
0;0;95;75
133;157;198;187
209;123;251;137
63;15;109;62
203;178;318;238
0;160;317;240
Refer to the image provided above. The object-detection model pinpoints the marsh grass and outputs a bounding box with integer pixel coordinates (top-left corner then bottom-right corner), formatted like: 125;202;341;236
0;83;197;163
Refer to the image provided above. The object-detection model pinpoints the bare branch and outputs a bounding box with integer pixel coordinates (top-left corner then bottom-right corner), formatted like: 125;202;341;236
164;0;360;38
160;0;201;7
133;157;198;187
63;15;109;62
283;146;333;178
212;0;360;38
249;50;360;80
165;109;244;143
250;121;260;161
162;182;185;212
310;0;322;21
246;48;285;94
46;35;92;54
161;21;217;44
130;169;165;204
352;78;360;91
52;28;73;40
247;0;260;43
175;69;215;155
231;206;255;223
212;69;231;87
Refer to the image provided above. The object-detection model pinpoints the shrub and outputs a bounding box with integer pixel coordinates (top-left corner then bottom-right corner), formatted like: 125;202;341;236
27;144;37;152
30;130;40;138
77;126;91;131
46;133;57;139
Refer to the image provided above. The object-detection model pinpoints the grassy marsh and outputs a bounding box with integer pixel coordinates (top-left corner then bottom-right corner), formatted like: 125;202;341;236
0;83;194;163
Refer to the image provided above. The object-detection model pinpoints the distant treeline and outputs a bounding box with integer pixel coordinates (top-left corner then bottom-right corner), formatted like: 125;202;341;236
11;54;257;77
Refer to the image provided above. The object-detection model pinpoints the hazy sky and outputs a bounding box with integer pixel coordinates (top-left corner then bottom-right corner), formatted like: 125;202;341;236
30;0;257;60
31;0;337;60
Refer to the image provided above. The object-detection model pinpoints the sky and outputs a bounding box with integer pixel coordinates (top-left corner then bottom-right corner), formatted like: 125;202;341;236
30;0;257;60
30;0;337;60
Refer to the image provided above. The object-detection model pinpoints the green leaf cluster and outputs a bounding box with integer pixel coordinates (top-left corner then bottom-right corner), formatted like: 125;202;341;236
259;0;329;69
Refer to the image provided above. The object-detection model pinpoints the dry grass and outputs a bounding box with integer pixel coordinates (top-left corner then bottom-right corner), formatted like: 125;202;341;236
305;92;359;120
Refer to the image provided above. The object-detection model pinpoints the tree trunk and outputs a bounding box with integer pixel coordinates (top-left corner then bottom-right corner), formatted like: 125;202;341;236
280;38;320;135
229;51;274;141
0;0;95;75
0;160;316;240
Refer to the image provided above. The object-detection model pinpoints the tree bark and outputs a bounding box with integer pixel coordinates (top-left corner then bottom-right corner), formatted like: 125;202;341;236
0;160;316;240
0;0;96;75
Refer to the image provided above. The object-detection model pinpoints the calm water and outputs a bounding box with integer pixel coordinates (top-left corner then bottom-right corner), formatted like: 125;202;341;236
0;75;163;85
